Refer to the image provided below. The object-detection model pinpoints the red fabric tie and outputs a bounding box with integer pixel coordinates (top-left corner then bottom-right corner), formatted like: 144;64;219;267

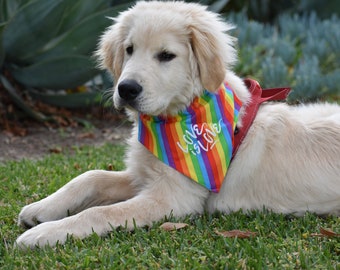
232;79;291;158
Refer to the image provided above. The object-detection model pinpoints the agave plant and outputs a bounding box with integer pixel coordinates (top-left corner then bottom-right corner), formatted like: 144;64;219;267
0;0;132;121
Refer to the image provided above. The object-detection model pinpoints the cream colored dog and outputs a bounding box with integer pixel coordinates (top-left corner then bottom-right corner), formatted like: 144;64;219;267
16;1;340;248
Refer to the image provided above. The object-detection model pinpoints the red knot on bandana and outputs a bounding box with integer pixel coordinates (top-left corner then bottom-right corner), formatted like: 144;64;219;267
138;82;242;192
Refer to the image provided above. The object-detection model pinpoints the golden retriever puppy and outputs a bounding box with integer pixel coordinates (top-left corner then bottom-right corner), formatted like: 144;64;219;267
16;1;340;248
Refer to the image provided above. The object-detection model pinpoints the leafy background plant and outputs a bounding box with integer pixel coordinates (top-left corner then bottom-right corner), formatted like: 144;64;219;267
1;0;339;124
231;12;340;101
0;0;133;122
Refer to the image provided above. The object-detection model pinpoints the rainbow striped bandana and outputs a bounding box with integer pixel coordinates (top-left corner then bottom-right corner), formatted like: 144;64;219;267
138;82;242;192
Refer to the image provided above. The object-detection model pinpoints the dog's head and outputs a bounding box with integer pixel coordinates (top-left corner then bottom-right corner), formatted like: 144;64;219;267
96;1;236;116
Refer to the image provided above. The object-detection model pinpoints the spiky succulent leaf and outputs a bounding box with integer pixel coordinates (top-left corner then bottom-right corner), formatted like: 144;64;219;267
0;0;26;23
9;55;97;89
28;7;127;63
56;0;110;33
3;0;71;63
2;0;133;90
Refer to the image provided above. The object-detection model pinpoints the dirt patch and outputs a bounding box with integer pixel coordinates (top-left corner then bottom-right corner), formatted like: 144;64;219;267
0;118;132;163
0;74;135;163
0;85;134;163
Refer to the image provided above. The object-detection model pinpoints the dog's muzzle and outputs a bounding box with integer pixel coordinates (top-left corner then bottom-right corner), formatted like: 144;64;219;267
118;79;143;103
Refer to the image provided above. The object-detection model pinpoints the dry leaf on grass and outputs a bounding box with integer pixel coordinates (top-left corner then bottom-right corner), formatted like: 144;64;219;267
160;222;188;231
49;146;62;153
77;132;95;139
311;227;340;238
73;163;81;170
215;229;257;238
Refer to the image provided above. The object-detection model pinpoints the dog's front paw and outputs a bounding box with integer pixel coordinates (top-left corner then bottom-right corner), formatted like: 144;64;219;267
18;203;42;229
15;222;67;249
18;200;67;229
15;221;69;249
18;202;49;229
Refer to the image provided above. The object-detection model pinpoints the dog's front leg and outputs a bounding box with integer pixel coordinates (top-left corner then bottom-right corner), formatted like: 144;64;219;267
18;170;136;229
16;193;177;249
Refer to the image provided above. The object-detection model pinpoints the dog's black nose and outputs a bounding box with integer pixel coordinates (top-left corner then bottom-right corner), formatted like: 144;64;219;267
118;79;142;101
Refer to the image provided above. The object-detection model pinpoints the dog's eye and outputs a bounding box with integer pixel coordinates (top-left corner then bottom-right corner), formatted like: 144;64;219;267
126;45;133;55
157;51;176;62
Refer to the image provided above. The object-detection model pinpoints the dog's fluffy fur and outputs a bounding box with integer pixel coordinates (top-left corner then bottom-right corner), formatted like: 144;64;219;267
16;1;340;248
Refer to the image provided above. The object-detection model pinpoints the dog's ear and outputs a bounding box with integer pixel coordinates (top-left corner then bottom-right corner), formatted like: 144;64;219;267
95;23;124;80
189;11;236;92
190;27;225;92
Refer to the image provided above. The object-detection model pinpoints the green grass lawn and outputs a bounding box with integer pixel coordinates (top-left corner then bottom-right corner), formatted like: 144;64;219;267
0;143;339;269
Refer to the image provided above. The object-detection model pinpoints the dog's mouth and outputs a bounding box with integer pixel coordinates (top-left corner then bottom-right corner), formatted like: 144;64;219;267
114;79;194;116
114;97;137;111
114;92;159;115
114;79;171;116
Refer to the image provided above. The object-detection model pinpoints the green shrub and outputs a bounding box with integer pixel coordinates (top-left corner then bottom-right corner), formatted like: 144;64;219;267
1;0;339;123
0;0;132;120
222;0;340;22
1;0;133;89
231;12;340;102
